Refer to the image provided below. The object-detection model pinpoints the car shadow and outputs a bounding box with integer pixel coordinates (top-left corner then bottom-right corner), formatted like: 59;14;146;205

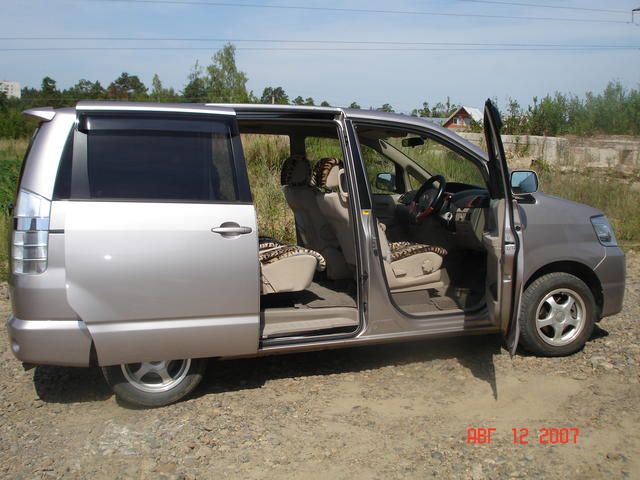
33;365;112;404
591;324;609;340
31;324;610;406
31;334;504;405
196;334;503;401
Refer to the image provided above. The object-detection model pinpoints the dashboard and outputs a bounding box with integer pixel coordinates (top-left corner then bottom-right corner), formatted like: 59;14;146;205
396;182;490;251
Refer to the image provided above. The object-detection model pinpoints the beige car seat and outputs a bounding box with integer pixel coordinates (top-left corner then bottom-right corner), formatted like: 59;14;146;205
314;158;357;275
281;156;350;280
258;237;326;295
377;223;446;292
315;159;447;292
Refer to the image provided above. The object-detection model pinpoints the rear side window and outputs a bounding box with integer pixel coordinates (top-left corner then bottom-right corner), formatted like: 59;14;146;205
80;115;238;202
53;130;73;200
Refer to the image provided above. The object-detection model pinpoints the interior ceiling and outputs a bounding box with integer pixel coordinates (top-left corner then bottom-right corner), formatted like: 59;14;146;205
356;126;410;139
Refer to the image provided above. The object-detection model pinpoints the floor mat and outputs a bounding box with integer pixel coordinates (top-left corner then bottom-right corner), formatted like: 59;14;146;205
430;296;459;311
261;281;356;310
393;284;484;314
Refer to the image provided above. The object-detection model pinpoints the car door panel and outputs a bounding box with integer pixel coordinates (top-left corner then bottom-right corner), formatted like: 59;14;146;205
63;106;260;365
65;202;259;365
483;100;523;355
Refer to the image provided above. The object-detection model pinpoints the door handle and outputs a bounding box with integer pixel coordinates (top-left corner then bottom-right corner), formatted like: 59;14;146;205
211;222;252;237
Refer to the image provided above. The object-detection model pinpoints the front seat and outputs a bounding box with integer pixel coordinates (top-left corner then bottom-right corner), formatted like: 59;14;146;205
280;155;350;280
315;158;446;292
377;223;447;292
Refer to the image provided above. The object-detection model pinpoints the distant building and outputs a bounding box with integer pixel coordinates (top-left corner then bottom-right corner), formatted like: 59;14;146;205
0;80;21;99
443;106;482;129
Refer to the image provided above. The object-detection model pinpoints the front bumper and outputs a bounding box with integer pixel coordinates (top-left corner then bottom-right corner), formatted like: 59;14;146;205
595;246;626;318
6;315;92;367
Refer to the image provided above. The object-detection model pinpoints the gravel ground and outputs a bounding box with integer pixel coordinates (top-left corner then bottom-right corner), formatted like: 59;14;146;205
1;253;638;479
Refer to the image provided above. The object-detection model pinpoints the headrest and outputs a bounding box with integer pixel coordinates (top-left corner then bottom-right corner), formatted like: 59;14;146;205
280;155;311;186
312;157;343;189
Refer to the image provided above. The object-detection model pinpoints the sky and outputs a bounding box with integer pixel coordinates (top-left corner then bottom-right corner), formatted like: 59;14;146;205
1;0;639;113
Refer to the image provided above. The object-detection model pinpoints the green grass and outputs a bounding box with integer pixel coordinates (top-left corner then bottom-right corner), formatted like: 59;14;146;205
1;136;638;282
241;134;296;244
0;138;26;281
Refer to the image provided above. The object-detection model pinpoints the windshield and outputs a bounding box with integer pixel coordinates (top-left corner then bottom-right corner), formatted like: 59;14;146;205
382;135;486;189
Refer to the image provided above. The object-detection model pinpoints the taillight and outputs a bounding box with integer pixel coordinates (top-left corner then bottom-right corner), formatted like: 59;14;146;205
12;189;51;274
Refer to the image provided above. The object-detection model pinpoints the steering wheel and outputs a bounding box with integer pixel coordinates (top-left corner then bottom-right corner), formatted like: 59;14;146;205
409;174;447;223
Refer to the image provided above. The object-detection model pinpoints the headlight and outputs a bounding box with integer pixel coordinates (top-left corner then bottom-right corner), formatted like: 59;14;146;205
591;216;617;247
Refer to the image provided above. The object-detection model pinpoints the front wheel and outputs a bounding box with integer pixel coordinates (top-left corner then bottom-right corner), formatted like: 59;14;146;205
518;272;596;357
103;358;207;408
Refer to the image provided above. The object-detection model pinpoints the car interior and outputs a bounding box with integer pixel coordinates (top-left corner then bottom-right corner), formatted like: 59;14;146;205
239;121;359;340
355;125;491;316
239;119;495;341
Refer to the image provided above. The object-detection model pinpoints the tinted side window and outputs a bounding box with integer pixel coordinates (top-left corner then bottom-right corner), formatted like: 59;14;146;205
53;130;73;200
85;120;237;202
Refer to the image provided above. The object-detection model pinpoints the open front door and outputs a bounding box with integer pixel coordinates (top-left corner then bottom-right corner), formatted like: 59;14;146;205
64;104;260;365
483;100;524;355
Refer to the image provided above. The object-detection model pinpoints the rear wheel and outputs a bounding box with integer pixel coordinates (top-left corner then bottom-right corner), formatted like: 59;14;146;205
103;358;207;407
519;272;596;357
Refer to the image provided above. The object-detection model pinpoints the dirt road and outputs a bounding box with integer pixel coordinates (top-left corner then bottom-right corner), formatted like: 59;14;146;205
1;253;638;479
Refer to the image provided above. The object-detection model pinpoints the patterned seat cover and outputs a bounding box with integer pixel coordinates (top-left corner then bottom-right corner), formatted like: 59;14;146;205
388;242;448;263
311;157;342;190
258;236;326;272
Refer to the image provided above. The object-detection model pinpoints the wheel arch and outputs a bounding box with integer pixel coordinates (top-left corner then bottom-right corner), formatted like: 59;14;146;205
524;261;603;319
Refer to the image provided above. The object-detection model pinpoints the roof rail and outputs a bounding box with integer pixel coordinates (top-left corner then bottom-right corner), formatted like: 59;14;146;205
23;107;56;121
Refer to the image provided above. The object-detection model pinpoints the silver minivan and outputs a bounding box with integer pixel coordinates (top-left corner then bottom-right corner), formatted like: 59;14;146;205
6;100;625;407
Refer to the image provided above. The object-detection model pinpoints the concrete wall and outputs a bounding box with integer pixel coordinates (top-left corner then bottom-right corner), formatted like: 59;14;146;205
458;132;640;171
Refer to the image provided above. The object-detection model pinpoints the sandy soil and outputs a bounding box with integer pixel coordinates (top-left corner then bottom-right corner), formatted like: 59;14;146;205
0;253;638;479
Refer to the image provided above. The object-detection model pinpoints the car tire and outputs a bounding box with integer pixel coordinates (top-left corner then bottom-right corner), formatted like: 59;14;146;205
102;358;207;408
518;272;596;357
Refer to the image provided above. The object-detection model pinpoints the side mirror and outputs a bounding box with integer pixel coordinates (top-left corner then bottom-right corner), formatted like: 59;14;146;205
375;172;396;192
510;170;539;195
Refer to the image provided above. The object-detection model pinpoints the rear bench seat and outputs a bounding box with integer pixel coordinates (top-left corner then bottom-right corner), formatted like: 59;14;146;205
259;237;326;295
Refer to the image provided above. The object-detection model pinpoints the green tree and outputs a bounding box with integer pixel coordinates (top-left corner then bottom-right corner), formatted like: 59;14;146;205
431;102;448;117
349;101;361;109
411;101;431;117
41;77;57;96
39;76;62;106
183;61;207;102
205;43;250;102
64;79;105;102
107;72;148;101
377;103;394;113
526;93;568;136
320;100;330;107
260;86;289;104
502;98;527;135
292;95;314;106
150;73;177;102
0;93;36;137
